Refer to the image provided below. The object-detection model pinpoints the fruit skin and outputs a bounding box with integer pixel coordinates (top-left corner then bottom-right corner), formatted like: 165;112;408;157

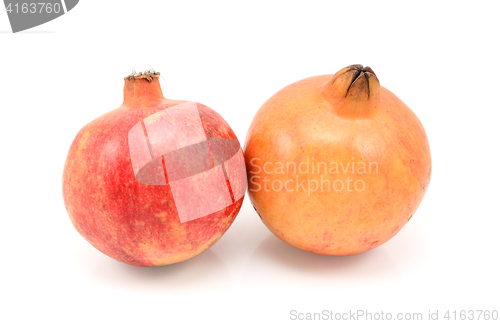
245;65;431;256
63;74;245;266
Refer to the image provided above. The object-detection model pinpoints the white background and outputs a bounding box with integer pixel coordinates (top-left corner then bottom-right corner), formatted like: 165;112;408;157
1;1;499;323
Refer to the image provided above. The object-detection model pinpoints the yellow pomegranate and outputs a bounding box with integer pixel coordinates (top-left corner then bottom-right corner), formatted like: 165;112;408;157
244;64;431;255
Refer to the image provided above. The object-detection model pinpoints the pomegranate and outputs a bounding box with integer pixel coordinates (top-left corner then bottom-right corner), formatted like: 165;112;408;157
63;70;246;266
245;64;431;255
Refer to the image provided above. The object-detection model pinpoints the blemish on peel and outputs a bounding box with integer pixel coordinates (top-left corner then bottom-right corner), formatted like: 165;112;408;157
155;211;168;223
252;205;262;219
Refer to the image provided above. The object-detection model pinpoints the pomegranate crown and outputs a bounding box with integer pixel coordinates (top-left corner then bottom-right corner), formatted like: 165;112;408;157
125;69;160;82
328;64;380;102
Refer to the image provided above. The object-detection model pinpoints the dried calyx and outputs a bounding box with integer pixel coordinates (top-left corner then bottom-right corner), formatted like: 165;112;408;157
125;69;160;82
329;64;380;102
342;65;378;99
123;69;164;106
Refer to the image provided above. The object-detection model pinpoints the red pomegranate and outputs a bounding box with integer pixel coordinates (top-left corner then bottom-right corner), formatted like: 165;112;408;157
63;70;246;266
